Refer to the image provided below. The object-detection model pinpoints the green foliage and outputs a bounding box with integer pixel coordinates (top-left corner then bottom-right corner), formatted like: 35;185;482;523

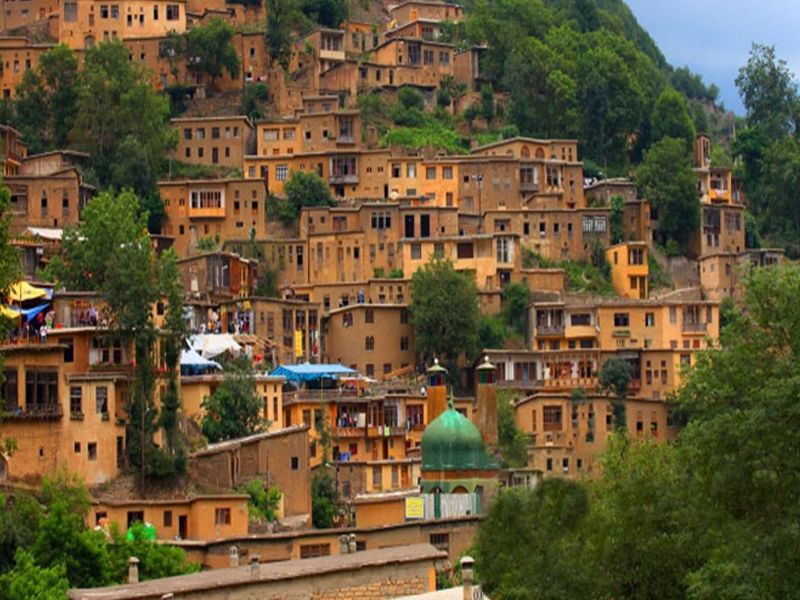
474;480;591;600
0;549;69;600
648;253;672;290
13;44;79;154
671;65;719;103
238;479;282;522
651;87;696;153
718;295;739;334
72;41;175;198
241;82;270;120
201;357;267;443
609;194;625;244
254;269;280;297
478;314;507;351
736;43;798;141
410;258;480;363
636;137;700;252
0;183;20;458
497;391;528;468
398;86;425;111
522;247;614;295
264;0;297;70
598;358;631;429
745;211;761;249
500;282;529;335
280;170;335;224
436;88;451;109
185;18;240;86
311;467;338;528
196;234;221;252
108;522;199;581
158;31;187;85
479;84;495;124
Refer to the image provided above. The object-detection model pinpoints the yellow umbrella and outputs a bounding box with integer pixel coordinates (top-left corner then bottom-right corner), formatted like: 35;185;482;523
0;305;21;320
8;281;48;303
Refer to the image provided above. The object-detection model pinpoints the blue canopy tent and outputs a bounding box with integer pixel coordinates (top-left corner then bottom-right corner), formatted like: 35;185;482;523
180;348;222;376
270;363;359;385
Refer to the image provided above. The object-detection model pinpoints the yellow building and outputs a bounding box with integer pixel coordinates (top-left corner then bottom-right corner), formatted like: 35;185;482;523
606;241;648;299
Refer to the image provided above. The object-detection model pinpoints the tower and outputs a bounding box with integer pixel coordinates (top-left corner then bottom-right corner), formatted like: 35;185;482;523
426;358;448;424
475;356;498;446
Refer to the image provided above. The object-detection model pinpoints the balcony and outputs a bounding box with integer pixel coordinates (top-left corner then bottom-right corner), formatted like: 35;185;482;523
319;48;345;61
328;173;359;185
682;322;708;335
6;404;63;420
536;324;565;337
335;426;365;438
337;134;356;145
367;425;405;437
520;181;539;193
188;207;225;219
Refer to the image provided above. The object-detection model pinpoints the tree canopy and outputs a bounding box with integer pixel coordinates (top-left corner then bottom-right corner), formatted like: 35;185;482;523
200;357;267;443
410;258;480;363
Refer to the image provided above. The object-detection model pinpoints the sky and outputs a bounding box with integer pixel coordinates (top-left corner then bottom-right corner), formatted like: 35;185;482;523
623;0;800;115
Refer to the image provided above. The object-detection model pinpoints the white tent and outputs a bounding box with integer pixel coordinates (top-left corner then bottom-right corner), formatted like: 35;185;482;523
189;334;242;359
179;348;222;369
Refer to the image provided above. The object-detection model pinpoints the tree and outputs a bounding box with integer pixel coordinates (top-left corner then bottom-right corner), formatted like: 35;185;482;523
280;170;335;224
157;249;188;475
241;82;270;120
500;282;529;336
609;194;625;244
13;44;80;153
311;467;338;528
0;550;70;600
478;315;506;351
185;19;240;90
474;480;592;600
301;0;347;29
106;523;199;582
598;358;631;429
265;0;298;71
158;31;187;85
651;88;696;153
735;44;799;141
0;183;20;460
479;84;494;125
201;357;267;443
72;41;175;195
636;137;700;252
497;391;527;468
410;258;479;363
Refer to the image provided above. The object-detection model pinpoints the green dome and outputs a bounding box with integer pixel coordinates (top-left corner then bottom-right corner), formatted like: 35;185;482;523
421;408;497;471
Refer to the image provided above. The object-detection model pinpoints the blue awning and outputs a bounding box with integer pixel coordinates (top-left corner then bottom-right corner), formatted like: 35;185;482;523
270;363;359;383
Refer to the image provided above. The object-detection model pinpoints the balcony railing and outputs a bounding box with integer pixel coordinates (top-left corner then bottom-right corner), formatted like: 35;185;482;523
682;322;708;334
5;404;63;420
520;181;539;192
337;134;356;144
536;324;565;336
328;173;359;185
335;426;365;438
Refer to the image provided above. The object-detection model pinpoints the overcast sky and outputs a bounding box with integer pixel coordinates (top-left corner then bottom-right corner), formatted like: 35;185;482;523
623;0;800;115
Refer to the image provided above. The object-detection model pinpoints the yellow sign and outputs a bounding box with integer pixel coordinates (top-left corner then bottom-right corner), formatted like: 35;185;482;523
294;329;304;357
405;497;424;520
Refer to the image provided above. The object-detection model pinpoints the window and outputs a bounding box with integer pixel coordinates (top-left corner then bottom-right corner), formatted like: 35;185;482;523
64;2;78;21
166;4;179;20
163;511;172;527
400;336;409;351
372;465;382;487
400;309;410;324
645;313;655;327
439;51;450;66
426;167;436;180
365;309;374;323
300;544;331;559
365;336;375;351
543;406;563;431
442;166;453;180
127;511;144;528
423;50;434;65
211;127;220;139
111;4;119;18
215;507;231;525
95;386;108;414
411;244;421;260
183;128;192;140
153;4;158;18
276;165;288;181
88;442;97;461
571;313;591;326
613;313;630;327
25;370;58;413
430;533;449;552
291;456;299;470
70;387;82;414
100;4;109;18
366;364;374;377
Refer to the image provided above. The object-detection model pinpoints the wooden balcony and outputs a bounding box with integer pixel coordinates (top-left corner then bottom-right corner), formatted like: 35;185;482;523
5;404;63;420
682;322;708;335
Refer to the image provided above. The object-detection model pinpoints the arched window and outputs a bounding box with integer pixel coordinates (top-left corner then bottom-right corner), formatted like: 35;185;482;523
535;148;545;159
521;146;530;158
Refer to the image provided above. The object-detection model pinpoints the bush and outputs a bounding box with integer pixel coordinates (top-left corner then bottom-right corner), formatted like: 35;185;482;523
398;86;425;110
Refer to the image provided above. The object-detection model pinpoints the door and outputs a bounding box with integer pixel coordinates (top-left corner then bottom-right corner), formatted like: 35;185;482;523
382;438;389;459
178;515;187;539
404;215;415;238
420;214;430;238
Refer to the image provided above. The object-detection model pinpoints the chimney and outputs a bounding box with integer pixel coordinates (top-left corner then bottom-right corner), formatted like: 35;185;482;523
461;555;474;600
475;356;498;446
426;358;448;423
250;554;260;578
128;557;139;584
229;546;239;568
348;533;357;554
339;534;350;554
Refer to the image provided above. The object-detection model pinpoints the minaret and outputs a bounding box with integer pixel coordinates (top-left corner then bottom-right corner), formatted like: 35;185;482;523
426;358;448;423
476;356;498;446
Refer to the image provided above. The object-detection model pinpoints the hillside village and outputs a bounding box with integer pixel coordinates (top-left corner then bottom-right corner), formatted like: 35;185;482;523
0;0;791;597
